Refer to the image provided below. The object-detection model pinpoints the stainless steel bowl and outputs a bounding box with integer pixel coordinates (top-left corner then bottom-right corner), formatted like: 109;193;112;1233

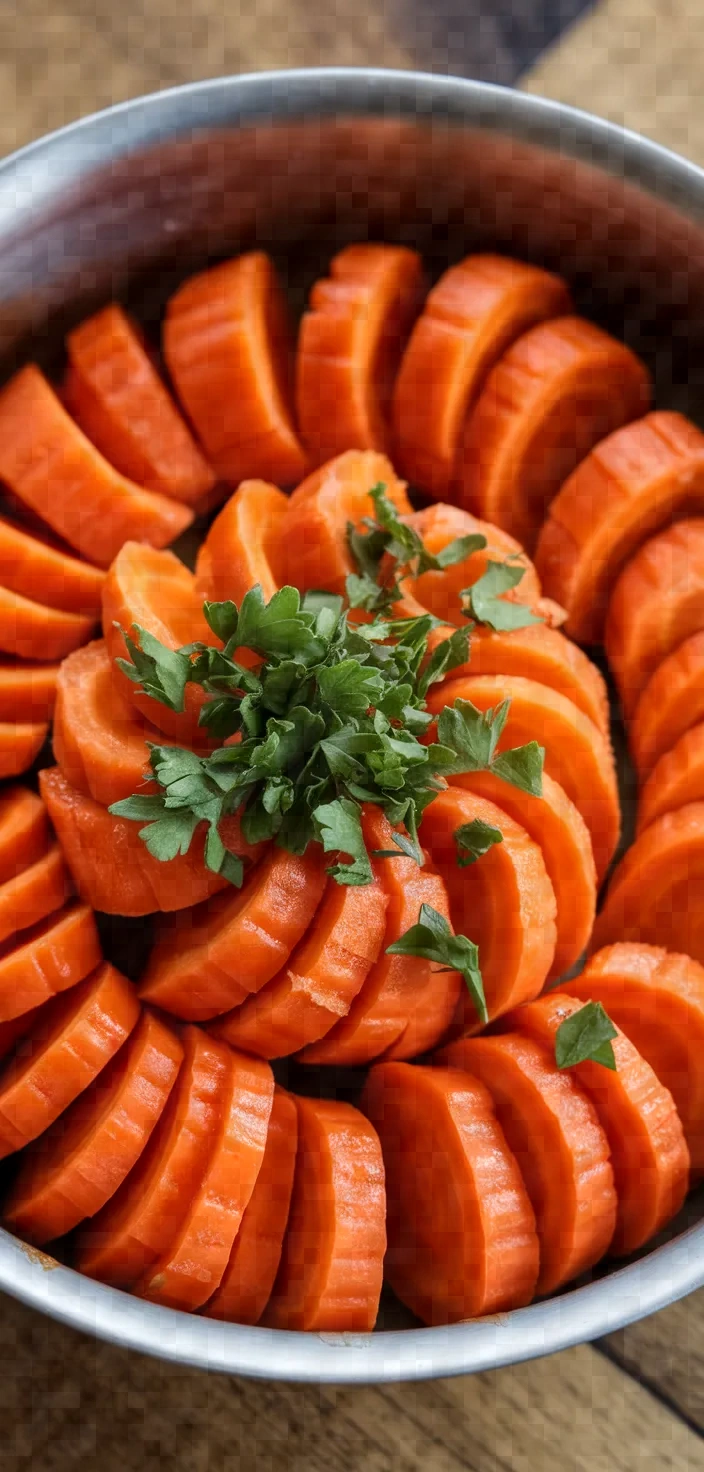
1;68;703;1382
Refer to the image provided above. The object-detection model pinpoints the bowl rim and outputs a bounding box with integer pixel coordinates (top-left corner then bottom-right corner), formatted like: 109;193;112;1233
1;66;703;1382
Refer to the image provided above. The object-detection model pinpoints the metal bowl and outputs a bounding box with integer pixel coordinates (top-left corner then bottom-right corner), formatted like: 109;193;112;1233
1;68;703;1382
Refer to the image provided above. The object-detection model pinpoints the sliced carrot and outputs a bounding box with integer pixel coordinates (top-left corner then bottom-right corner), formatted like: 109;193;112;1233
297;243;425;464
137;1047;274;1311
0;786;48;883
457;316;651;552
420;786;557;1029
75;1026;229;1287
195;479;288;606
0;366;193;568
3;1009;183;1244
567;943;704;1173
38;765;250;917
213;864;388;1058
438;1033;617;1293
102;541;215;744
263;1095;385;1332
592;802;704;965
0;513;105;616
299;807;460;1066
0;582;95;662
361;1062;539;1325
163;252;306;488
632;631;704;778
0;961;139;1159
606;517;704;718
0;663;60;723
450;770;596;981
506;992;689;1254
638;724;704;832
205;1086;298;1325
140;845;328;1020
0;843;71;947
277;449;411;597
392;254;571;499
53;640;172;807
535;412;704;644
0;721;48;778
390;502;542;622
64;303;215;505
0;901;101;1024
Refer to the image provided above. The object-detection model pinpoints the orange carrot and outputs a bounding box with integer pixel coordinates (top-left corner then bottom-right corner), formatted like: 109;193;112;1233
566;943;704;1173
263;1095;386;1332
38;765;251;916
0;721;48;778
392;254;571;498
0;842;71;947
0;901;101;1023
0;513;105;615
3;1010;183;1244
297;244;425;464
52;640;172;806
638;724;704;832
75;1027;230;1287
195;479;288;606
0;366;193;567
0;786;49;883
438;1033;617;1293
0;961;139;1159
606;518;704;718
0;663;60;723
592;801;704;965
420;786;557;1029
0;582;95;662
213;865;388;1058
506;992;689;1254
632;631;704;778
361;1061;539;1324
457;316;651;552
299;807;460;1066
163;252;306;487
205;1086;298;1325
390;502;542;622
535;413;704;644
137;1047;274;1311
427;673;620;880
450;770;596;981
277;449;411;597
64;303;215;504
140;846;328;1020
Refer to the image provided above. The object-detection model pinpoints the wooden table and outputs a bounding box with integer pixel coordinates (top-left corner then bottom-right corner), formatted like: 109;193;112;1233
2;3;703;1467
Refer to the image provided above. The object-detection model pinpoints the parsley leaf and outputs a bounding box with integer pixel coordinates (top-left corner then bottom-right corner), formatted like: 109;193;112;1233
387;902;488;1024
455;818;504;866
555;1001;618;1071
314;796;373;886
437;700;544;796
115;625;191;711
462;558;543;632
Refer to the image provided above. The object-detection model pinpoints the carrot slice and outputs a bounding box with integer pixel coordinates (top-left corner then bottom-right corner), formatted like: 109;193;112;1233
0;513;105;616
426;673;620;881
137;1047;274;1311
567;943;704;1173
205;1086;298;1325
0;786;49;884
140;845;328;1020
392;254;571;499
632;631;704;778
361;1061;539;1324
53;640;172;807
163;252;306;488
0;663;60;723
38;765;250;917
450;770;596;981
3;1010;183;1244
457;316;651;552
195;479;288;606
263;1095;386;1332
102;541;214;744
606;518;704;718
420;786;557;1028
277;449;411;597
638;724;704;832
592;802;704;965
64;303;215;505
299;808;460;1066
0;961;139;1159
535;412;704;644
0;843;71;947
0;366;193;567
0;721;48;778
0;901;101;1023
506;992;689;1254
0;582;95;663
213;866;388;1058
297;244;425;464
438;1033;617;1293
75;1026;228;1287
391;502;542;622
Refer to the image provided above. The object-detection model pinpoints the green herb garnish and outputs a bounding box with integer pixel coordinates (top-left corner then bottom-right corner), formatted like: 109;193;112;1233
386;902;487;1024
554;1001;618;1071
454;818;504;867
